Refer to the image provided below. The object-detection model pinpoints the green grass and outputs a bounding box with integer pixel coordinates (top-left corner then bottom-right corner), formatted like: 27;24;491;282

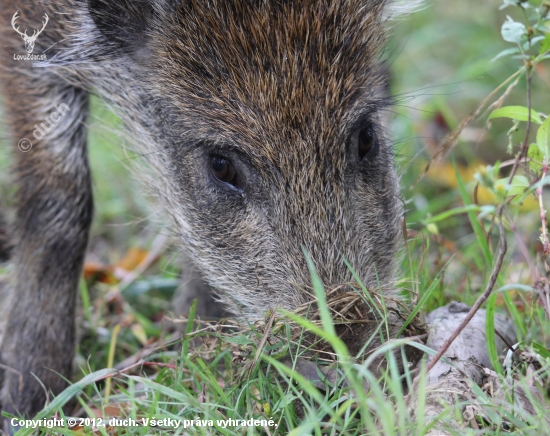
10;264;550;435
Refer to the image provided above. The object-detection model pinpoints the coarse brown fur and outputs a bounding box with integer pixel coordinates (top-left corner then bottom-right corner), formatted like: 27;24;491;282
0;0;420;427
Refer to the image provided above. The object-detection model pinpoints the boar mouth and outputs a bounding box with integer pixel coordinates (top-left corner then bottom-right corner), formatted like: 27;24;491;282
178;282;426;389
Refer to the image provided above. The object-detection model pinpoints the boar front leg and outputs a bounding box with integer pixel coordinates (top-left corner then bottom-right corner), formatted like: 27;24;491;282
0;75;91;424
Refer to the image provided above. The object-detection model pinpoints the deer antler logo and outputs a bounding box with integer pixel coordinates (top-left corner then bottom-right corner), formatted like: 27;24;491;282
12;11;49;54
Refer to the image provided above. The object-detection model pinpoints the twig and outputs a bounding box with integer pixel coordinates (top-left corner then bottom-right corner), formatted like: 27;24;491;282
411;69;523;188
426;211;507;373
96;360;181;383
250;309;278;372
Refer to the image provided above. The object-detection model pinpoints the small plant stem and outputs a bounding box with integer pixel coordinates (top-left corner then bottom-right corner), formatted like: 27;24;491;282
536;159;550;318
540;280;550;319
537;162;549;257
508;65;533;184
427;62;534;374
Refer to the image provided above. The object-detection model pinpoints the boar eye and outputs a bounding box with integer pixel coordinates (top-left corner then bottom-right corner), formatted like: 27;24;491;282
210;155;239;188
356;126;377;161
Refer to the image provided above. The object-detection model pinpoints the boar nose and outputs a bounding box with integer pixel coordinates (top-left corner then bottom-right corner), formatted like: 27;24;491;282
282;211;349;288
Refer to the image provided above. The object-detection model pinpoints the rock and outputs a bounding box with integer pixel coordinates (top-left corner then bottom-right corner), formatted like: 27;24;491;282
425;301;516;386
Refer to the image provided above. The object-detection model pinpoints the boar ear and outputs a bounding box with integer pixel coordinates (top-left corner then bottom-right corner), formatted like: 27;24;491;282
382;0;425;20
87;0;156;53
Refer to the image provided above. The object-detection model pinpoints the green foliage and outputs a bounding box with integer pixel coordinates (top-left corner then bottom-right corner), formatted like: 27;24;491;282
489;106;543;124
